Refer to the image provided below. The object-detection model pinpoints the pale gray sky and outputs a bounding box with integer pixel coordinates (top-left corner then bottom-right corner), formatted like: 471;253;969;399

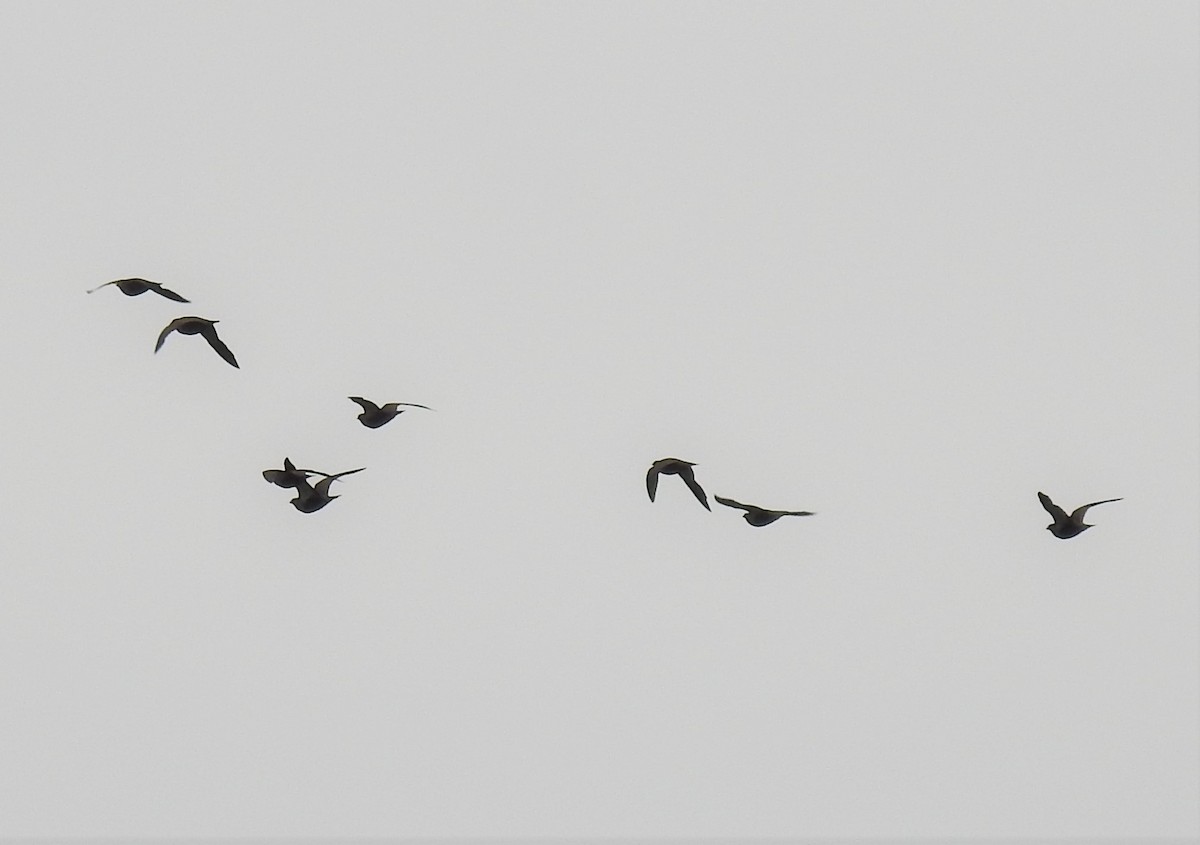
1;1;1197;841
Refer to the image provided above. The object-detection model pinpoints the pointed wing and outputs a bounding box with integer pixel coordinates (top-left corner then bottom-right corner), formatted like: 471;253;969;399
349;396;379;413
1071;498;1122;522
200;324;239;368
646;465;660;502
391;402;433;411
283;458;297;472
678;466;711;511
1038;492;1067;522
85;280;120;294
154;319;181;352
714;496;752;512
314;467;365;496
780;510;815;517
148;282;190;303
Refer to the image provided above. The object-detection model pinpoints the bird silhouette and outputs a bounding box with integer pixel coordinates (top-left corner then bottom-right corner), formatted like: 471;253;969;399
290;467;366;513
646;458;710;511
715;495;815;526
1038;492;1122;539
262;457;336;489
348;396;432;428
154;317;239;368
86;278;190;302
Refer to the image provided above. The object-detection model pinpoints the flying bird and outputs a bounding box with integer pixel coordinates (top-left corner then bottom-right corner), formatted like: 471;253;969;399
1038;492;1122;539
290;467;366;513
348;396;433;428
646;458;710;511
715;496;815;527
86;278;190;302
262;458;337;489
154;317;239;368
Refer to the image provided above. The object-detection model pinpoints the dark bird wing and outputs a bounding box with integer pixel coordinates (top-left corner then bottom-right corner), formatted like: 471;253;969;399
199;323;239;368
646;465;660;502
154;319;183;352
1071;498;1122;522
1038;492;1067;522
148;282;189;303
349;396;379;413
780;510;815;517
677;465;711;511
85;280;120;294
715;495;752;512
388;402;433;411
314;467;366;497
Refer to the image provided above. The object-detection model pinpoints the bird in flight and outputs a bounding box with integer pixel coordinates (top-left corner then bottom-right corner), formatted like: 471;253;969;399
646;458;711;511
262;457;337;489
154;317;239;368
290;467;366;513
714;496;815;527
1038;492;1122;539
86;278;190;302
348;396;433;428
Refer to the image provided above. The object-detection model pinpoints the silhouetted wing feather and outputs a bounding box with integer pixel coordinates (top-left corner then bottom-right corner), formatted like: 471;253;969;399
349;396;379;413
200;325;239;368
781;510;815;517
314;467;365;496
646;467;660;502
150;283;189;303
715;496;752;512
678;466;710;510
1038;492;1067;522
154;320;181;352
1072;498;1122;521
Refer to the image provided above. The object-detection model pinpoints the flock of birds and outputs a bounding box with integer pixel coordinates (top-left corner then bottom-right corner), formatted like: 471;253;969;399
87;277;1124;537
87;277;431;513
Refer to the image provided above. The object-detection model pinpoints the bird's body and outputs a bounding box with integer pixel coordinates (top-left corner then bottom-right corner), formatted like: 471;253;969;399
290;467;366;513
348;396;432;428
646;458;710;511
262;457;334;489
1038;492;1122;539
714;495;814;526
155;317;239;368
87;278;190;302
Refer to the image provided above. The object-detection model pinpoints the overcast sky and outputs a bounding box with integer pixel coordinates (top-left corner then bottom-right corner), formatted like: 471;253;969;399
1;1;1197;841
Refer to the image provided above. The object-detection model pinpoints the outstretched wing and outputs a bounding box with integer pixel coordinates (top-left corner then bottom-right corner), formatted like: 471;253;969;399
200;324;239;368
314;467;366;496
85;280;120;294
1071;498;1122;522
677;466;711;511
384;402;433;411
154;319;181;352
715;496;752;512
148;282;190;303
349;396;379;413
780;510;815;517
646;466;660;502
1038;492;1067;522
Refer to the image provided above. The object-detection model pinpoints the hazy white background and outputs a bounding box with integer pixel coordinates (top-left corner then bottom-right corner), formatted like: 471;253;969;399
1;1;1196;840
